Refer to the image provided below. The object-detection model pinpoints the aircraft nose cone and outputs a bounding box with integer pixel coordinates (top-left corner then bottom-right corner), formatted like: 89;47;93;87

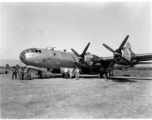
20;51;26;61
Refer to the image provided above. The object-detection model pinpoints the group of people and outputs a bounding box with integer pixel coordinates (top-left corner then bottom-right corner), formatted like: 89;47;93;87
11;66;81;80
63;67;80;80
11;66;24;80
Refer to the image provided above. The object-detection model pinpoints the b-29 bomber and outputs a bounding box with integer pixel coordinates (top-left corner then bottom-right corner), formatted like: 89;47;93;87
19;35;152;80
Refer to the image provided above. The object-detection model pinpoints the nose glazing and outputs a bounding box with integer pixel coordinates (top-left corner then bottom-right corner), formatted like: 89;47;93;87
20;51;26;61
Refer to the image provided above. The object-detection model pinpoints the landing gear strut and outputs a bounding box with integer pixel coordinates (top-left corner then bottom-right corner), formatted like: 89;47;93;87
109;70;114;76
105;67;114;79
98;72;108;79
98;72;103;78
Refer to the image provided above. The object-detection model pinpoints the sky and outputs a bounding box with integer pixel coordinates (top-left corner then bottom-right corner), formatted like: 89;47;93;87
0;2;152;62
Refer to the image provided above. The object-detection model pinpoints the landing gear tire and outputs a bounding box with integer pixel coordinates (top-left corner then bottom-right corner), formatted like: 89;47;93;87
103;73;108;79
62;74;65;78
98;72;109;79
109;70;114;76
24;73;31;80
98;72;103;78
67;73;70;79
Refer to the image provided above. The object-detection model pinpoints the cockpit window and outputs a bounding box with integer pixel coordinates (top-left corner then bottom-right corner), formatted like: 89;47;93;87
38;50;42;53
25;50;28;53
24;49;42;53
31;49;34;52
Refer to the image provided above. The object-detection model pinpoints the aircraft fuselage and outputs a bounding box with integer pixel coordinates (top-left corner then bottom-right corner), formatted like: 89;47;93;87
19;47;104;74
20;48;80;69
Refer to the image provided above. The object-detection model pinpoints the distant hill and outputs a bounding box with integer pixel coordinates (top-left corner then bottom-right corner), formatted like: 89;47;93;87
0;59;26;67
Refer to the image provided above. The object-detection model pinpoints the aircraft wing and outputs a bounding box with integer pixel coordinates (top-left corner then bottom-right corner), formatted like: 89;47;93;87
136;53;152;62
98;56;115;68
99;53;152;66
99;56;114;63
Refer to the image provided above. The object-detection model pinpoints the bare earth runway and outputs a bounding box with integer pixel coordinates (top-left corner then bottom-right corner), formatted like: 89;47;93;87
1;75;152;118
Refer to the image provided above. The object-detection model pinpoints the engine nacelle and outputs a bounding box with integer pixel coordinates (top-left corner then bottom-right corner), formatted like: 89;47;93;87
84;53;94;66
115;48;132;64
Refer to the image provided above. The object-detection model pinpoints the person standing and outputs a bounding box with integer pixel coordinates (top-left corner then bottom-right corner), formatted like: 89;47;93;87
8;69;12;79
38;71;42;78
75;67;80;80
64;67;68;79
18;68;23;80
21;69;24;80
68;68;73;79
12;67;17;80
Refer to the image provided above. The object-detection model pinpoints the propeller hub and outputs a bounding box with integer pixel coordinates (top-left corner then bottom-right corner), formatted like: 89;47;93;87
114;52;121;56
114;49;122;62
71;42;91;69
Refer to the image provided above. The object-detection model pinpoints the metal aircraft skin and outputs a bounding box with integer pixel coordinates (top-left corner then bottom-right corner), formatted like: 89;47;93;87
19;35;152;78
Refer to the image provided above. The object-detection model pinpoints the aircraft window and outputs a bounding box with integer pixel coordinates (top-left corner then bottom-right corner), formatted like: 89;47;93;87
28;49;30;53
28;49;31;53
35;49;38;53
38;50;42;53
33;49;35;52
54;53;56;56
36;50;40;53
31;49;34;52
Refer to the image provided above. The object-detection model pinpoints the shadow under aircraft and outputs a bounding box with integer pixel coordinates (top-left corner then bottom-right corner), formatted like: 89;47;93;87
19;35;152;80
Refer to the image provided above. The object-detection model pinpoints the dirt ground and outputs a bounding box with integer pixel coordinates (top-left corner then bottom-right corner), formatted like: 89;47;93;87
1;73;152;118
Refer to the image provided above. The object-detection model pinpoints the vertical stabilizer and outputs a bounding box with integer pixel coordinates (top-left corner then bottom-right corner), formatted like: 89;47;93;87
125;42;131;51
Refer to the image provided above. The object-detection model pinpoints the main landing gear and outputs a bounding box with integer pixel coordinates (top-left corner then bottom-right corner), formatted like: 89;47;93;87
98;71;111;79
98;67;114;79
23;66;32;80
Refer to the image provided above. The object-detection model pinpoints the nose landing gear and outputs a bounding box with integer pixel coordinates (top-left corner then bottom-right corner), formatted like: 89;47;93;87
24;72;31;80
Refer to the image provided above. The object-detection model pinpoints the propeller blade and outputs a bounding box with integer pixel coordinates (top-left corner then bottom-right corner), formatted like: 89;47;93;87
120;56;134;67
108;59;115;71
72;56;77;63
84;61;92;69
72;56;80;73
71;48;80;57
81;42;90;56
119;35;129;50
103;44;115;53
72;56;80;67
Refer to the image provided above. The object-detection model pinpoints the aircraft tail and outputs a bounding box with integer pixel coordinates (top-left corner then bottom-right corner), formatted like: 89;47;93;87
125;42;132;51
